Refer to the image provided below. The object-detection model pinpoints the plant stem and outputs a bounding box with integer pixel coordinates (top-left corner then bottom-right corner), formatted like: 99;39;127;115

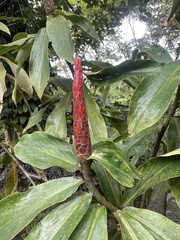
81;160;117;212
151;84;180;157
1;144;36;186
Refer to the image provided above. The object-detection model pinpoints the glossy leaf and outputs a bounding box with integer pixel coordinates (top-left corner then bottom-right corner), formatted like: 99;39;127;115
23;107;47;133
4;163;18;196
92;161;122;208
0;61;6;113
0;21;10;35
29;28;49;98
122;154;180;206
46;15;74;63
84;87;108;142
116;124;159;165
136;43;173;63
45;93;71;138
115;207;180;240
69;204;107;240
0;56;33;97
14;132;78;172
0;177;83;240
26;192;92;240
128;61;180;136
168;177;180;208
62;13;100;42
90;140;139;188
86;60;163;85
167;117;180;152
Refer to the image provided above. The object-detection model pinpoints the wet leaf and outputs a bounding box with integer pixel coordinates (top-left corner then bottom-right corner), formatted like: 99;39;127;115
122;154;180;206
128;61;180;136
14;132;78;172
0;177;83;240
69;204;107;240
90;140;139;188
115;207;180;240
26;192;92;240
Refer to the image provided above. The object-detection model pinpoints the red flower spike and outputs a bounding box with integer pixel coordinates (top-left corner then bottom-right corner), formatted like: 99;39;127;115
73;55;92;162
44;0;54;15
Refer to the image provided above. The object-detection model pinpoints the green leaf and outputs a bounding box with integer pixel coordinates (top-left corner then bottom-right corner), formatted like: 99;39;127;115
62;13;100;42
0;21;10;35
0;177;83;240
115;207;180;240
122;154;180;206
168;177;180;208
90;141;139;188
69;204;108;240
136;43;173;63
14;132;78;172
128;61;180;136
46;15;74;63
0;56;33;98
49;76;72;92
29;28;49;98
15;38;34;75
86;60;163;85
0;37;31;55
26;192;92;240
92;161;122;208
167;117;180;152
23;107;47;133
45;93;72;138
84;87;108;142
0;61;6;113
116;124;159;165
4;164;18;196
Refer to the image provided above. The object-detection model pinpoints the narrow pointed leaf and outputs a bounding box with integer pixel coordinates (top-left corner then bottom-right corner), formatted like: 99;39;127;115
45;93;71;138
0;37;31;55
0;177;83;240
4;164;18;196
46;15;74;63
92;161;122;208
168;177;180;207
49;76;72;92
136;43;173;63
128;61;180;136
62;13;100;42
26;192;92;240
0;61;6;113
16;38;34;75
0;56;33;97
117;124;159;165
167;117;180;152
0;21;10;35
29;28;49;98
90;141;139;188
23;107;47;133
69;204;107;240
115;207;180;240
86;60;163;85
122;154;180;206
14;132;78;172
85;87;108;142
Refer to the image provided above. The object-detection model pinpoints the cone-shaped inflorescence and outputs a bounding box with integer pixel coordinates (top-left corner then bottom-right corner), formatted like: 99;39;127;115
73;55;92;163
44;0;54;15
